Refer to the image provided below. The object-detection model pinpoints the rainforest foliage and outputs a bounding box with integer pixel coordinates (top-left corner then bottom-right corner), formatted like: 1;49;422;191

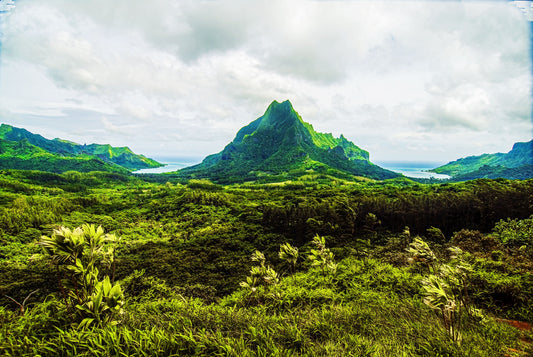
0;169;532;356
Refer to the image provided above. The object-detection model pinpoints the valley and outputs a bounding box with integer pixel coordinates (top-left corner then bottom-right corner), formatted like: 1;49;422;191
0;168;532;355
0;103;532;356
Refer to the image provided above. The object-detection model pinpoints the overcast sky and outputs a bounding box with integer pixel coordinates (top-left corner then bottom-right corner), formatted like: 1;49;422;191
0;0;531;165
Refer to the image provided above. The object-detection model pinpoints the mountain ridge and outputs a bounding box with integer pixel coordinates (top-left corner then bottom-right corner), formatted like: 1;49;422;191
431;140;533;180
0;123;162;173
177;100;398;183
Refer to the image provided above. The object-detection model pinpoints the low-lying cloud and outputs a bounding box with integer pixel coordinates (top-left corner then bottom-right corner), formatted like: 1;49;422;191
0;0;530;162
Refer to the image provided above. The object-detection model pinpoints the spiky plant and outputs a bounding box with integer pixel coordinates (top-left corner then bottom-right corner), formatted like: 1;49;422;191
39;224;124;328
406;237;438;274
308;235;337;275
240;250;279;293
279;242;299;274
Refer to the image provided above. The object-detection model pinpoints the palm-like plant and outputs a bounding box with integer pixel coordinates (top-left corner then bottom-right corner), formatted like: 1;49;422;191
76;276;124;329
406;237;438;274
279;242;299;274
240;250;279;293
39;226;86;265
408;238;482;343
308;235;337;275
421;275;461;342
39;224;124;328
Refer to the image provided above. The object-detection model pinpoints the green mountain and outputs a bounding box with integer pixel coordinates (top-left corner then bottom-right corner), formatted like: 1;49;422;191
0;139;129;173
0;124;162;173
431;140;533;180
178;100;399;183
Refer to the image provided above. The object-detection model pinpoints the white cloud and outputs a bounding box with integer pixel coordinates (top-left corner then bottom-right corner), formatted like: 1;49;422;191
0;0;530;162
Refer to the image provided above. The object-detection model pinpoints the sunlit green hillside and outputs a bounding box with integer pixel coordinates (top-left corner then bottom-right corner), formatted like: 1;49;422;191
432;140;533;180
0;124;162;171
0;138;129;173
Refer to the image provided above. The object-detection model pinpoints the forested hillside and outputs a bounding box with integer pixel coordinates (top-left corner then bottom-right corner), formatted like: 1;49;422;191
0;139;131;174
432;140;533;180
0;124;162;172
0;169;532;355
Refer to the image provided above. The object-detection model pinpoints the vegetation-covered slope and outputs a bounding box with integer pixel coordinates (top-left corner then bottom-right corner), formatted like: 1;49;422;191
0;171;532;355
178;100;399;183
0;138;129;173
432;140;533;179
0;124;161;171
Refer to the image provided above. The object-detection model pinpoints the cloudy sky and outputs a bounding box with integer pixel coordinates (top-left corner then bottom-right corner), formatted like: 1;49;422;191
0;0;531;165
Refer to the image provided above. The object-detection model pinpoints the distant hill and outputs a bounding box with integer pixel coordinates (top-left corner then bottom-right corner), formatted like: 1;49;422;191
177;100;399;183
0;124;162;173
431;140;533;180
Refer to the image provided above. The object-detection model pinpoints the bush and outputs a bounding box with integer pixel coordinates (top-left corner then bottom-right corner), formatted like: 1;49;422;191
491;216;533;259
452;229;499;254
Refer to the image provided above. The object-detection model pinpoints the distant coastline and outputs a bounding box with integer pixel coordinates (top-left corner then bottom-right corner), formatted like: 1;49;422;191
132;160;199;174
376;162;451;179
134;159;450;179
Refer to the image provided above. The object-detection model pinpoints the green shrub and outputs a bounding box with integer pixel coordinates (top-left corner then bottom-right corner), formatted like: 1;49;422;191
308;235;337;275
452;229;499;254
492;216;533;259
39;224;124;328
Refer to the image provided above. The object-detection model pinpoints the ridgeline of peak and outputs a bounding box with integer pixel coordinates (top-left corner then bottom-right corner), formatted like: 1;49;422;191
178;100;399;183
233;100;302;145
260;100;301;127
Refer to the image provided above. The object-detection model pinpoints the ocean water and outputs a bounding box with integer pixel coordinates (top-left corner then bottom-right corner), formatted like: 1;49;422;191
133;162;196;174
376;162;450;179
134;159;451;179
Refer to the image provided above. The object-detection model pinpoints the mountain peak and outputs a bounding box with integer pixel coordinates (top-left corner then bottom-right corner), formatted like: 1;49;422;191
259;99;304;133
267;99;294;110
265;99;297;116
178;101;399;183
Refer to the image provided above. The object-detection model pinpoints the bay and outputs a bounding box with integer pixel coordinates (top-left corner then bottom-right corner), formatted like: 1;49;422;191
376;161;451;179
133;162;195;174
135;159;451;179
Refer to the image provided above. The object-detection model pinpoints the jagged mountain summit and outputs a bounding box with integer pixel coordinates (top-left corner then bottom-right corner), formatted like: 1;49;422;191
178;100;399;183
0;124;162;173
